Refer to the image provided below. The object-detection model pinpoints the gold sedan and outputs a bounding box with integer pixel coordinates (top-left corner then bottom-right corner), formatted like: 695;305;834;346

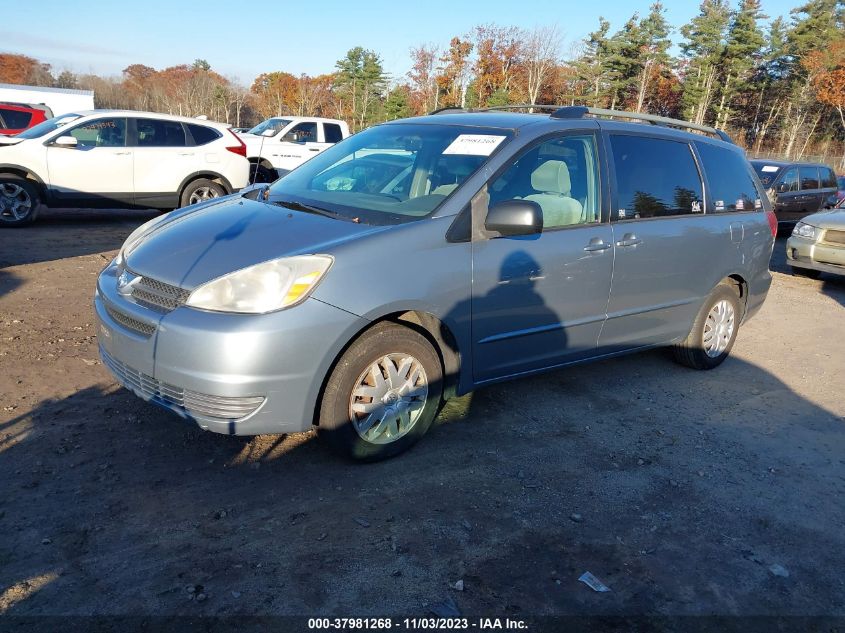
786;207;845;279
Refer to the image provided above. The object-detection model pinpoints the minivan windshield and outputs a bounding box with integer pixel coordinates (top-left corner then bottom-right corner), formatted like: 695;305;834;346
267;123;512;224
16;114;82;139
247;118;292;136
751;161;783;187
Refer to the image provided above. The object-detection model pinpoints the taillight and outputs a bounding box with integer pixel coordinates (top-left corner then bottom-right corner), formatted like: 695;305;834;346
225;129;247;157
765;209;777;237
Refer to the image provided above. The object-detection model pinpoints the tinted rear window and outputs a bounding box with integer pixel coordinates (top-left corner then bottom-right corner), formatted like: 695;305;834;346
799;166;819;190
187;124;221;146
324;123;344;143
0;108;32;129
610;135;703;219
821;168;837;189
696;142;762;212
134;118;187;147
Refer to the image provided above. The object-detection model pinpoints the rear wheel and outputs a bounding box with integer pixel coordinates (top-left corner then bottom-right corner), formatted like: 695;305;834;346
180;178;225;208
0;175;40;227
672;282;742;370
318;322;443;461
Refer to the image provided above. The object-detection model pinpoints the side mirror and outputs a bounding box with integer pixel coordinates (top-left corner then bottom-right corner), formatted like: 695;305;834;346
53;135;78;148
282;131;303;143
260;129;275;138
485;200;543;236
777;182;789;194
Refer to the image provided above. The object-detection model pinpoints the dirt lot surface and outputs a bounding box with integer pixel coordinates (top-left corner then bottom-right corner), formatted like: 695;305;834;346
1;210;844;623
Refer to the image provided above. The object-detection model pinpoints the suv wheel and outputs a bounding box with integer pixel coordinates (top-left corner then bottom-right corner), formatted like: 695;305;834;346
0;176;40;227
672;282;742;370
318;322;443;461
180;178;225;208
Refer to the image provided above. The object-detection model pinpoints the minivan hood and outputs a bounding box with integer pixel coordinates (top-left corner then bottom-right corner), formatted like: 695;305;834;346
126;197;385;289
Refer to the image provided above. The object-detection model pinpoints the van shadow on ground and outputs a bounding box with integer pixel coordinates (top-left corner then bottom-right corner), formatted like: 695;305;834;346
2;348;844;620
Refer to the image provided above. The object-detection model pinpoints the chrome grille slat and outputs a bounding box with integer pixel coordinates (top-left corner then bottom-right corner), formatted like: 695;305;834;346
100;347;264;422
130;275;191;313
105;305;156;337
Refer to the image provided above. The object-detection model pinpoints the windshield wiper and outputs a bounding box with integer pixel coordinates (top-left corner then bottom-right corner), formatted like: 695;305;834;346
273;199;343;220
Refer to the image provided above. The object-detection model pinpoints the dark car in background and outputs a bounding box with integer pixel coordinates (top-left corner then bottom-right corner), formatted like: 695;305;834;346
750;159;838;225
0;103;53;136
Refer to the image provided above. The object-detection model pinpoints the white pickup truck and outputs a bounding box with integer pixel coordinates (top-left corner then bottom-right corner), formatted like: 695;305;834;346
238;116;350;182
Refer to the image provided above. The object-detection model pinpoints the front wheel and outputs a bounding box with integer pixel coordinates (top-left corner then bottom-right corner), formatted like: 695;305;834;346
180;178;225;208
0;175;41;227
318;322;443;461
672;282;742;370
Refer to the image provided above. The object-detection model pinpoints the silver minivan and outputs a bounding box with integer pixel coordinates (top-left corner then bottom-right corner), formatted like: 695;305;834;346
95;106;776;460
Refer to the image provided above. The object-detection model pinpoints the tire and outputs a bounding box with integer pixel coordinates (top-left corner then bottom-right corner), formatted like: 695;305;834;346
0;175;40;227
179;178;226;208
318;322;443;461
672;282;742;370
249;163;277;184
792;267;821;279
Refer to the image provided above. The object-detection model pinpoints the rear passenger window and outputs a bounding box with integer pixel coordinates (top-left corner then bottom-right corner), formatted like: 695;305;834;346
134;119;187;147
324;123;343;144
610;135;703;219
187;124;221;146
821;168;837;189
695;142;762;212
799;166;819;190
0;108;32;129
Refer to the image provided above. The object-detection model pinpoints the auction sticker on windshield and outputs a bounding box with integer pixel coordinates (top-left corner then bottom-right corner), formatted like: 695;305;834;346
761;165;779;172
443;134;507;156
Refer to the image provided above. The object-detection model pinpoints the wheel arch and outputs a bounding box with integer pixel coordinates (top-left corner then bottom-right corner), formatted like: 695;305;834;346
725;274;749;319
0;164;46;192
178;171;234;198
311;309;463;427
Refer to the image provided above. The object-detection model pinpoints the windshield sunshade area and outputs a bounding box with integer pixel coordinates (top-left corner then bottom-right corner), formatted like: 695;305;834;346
267;123;513;225
752;162;781;188
247;118;292;136
16;114;82;140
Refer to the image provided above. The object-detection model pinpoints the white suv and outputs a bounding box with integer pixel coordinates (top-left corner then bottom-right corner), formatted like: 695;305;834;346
0;110;250;226
239;116;350;182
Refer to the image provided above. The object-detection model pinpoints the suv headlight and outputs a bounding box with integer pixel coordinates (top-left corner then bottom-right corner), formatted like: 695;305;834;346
792;222;817;239
186;255;333;314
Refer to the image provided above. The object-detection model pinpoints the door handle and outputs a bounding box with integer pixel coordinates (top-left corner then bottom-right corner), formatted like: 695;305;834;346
308;148;320;152
583;239;611;252
616;233;642;247
113;151;130;155
178;152;195;156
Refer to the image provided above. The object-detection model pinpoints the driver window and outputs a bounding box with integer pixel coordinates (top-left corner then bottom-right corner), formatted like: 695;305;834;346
779;168;799;192
289;122;317;142
68;118;126;148
488;134;600;229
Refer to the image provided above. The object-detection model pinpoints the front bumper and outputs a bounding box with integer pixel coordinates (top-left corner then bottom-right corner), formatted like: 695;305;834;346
95;262;368;435
786;235;845;277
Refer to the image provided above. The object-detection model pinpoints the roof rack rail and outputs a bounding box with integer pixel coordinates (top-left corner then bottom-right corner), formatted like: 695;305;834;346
551;106;733;143
429;104;561;115
428;106;467;115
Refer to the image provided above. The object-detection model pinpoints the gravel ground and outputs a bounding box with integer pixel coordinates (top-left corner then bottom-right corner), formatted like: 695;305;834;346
1;210;844;621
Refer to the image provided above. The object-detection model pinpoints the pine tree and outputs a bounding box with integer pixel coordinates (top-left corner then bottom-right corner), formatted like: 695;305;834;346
713;0;766;130
679;0;730;125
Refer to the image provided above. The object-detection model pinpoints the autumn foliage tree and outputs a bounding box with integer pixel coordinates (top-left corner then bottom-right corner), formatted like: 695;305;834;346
804;37;845;165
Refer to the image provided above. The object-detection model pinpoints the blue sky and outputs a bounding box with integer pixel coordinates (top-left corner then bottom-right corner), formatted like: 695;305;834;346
1;0;801;86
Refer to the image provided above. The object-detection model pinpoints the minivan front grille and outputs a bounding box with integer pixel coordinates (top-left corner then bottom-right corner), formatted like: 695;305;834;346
823;229;845;245
100;347;265;421
105;305;156;337
131;276;191;313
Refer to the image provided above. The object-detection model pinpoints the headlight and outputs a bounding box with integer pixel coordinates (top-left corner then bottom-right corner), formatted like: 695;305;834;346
792;222;817;239
186;255;333;314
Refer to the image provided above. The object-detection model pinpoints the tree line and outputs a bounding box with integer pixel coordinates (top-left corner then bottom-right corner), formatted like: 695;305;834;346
1;0;843;167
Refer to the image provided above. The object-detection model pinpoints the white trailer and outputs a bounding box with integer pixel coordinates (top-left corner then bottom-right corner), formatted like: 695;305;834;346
0;83;94;117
